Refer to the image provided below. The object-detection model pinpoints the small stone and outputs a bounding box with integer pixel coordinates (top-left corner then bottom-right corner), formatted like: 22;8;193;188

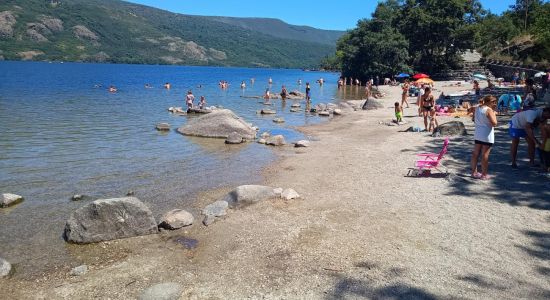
260;109;276;114
290;108;300;112
156;123;170;131
273;188;283;197
266;135;286;146
281;188;300;200
158;209;194;230
272;117;285;123
126;190;135;196
71;194;83;201
225;132;243;144
260;132;270;139
258;138;267;144
318;111;330;117
1;193;24;208
0;258;12;278
203;215;216;226
202;200;228;217
333;109;343;115
294;140;310;148
139;282;183;300
69;265;88;276
291;103;301;108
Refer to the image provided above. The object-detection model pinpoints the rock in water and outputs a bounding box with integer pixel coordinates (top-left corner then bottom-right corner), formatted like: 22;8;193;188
155;123;170;131
333;109;343;116
202;200;229;217
139;283;183;300
290;108;300;112
260;132;271;139
295;140;310;147
225;132;243;144
69;265;88;276
260;109;276;114
63;197;158;244
158;209;194;230
291;103;301;108
1;193;24;208
281;188;300;200
434;121;467;136
266;135;286;146
257;138;267;144
0;258;11;278
224;185;276;205
272;117;285;123
177;109;256;139
318;111;330;117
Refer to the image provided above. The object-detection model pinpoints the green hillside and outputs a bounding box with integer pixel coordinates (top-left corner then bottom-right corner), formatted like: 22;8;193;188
0;0;341;68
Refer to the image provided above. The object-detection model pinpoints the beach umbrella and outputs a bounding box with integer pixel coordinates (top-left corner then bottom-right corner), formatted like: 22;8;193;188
534;72;547;78
395;73;410;78
416;77;434;84
473;74;487;80
413;73;429;79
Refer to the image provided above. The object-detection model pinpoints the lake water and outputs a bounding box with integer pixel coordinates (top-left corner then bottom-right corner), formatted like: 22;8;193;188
0;61;366;276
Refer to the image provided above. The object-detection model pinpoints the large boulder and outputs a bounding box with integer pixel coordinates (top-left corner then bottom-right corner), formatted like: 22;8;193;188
158;209;194;230
0;258;11;278
434;121;467;136
63;197;158;244
1;193;24;208
362;98;384;110
177;109;256;140
224;185;276;206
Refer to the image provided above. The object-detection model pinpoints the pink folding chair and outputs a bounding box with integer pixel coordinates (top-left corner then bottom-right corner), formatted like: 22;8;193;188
412;138;449;176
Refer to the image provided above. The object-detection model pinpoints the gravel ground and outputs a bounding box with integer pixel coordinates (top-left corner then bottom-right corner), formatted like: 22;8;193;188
1;82;548;299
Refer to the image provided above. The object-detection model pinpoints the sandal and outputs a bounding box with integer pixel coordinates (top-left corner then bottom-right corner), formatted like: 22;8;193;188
480;174;493;180
471;172;482;179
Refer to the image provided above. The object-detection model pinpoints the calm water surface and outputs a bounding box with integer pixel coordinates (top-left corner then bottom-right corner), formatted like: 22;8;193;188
0;61;358;276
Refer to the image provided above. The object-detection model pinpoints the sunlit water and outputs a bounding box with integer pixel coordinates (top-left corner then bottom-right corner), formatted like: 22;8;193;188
0;61;363;275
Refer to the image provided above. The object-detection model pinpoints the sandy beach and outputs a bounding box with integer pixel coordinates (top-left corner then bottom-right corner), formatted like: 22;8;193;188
1;82;549;299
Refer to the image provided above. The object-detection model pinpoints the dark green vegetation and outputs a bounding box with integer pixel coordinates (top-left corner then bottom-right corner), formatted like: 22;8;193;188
0;0;343;68
332;0;550;80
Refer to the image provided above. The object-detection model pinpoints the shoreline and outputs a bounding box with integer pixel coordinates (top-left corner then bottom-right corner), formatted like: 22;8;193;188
1;82;549;298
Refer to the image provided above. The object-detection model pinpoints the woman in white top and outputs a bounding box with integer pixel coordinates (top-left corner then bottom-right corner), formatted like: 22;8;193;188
471;95;498;179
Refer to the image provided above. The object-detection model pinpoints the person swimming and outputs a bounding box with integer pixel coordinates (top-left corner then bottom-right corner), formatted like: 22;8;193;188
108;85;117;93
164;82;171;89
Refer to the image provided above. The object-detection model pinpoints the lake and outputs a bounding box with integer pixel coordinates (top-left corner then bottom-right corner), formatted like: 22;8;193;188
0;61;368;276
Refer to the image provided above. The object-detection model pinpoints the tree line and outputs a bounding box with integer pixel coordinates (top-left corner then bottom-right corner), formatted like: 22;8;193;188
321;0;550;80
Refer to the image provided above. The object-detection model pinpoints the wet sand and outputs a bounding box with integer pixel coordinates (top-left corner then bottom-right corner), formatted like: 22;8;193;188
1;81;549;299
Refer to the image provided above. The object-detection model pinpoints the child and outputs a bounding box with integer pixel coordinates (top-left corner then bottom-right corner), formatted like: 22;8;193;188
198;96;206;109
394;102;403;123
539;121;550;175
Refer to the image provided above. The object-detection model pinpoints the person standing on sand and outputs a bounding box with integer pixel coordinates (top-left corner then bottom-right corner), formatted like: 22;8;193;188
401;79;410;108
471;95;498;180
509;108;550;168
420;87;437;132
394;102;403;123
305;82;311;103
185;90;195;110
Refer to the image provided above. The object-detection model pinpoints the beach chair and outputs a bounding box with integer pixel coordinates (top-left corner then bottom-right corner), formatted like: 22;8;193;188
410;138;449;176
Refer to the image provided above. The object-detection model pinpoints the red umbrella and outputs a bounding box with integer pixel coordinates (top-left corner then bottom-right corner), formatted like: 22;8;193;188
413;73;430;79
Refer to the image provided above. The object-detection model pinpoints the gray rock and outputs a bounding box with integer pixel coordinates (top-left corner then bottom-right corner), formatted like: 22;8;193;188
260;132;270;139
295;140;310;148
69;265;88;276
272;117;285;123
0;258;11;278
266;135;286;146
63;197;158;244
203;215;216;226
224;185;275;206
260;109;276;114
315;103;327;111
281;188;300;200
291;103;301;108
338;102;355;112
177;109;256;140
156;123;170;131
202;200;228;217
258;138;267;144
290;108;300;112
139;282;183;300
1;193;24;208
273;188;283;197
158;209;194;230
333;109;343;116
362;98;384;110
434;121;467;136
225;132;243;144
318;111;330;117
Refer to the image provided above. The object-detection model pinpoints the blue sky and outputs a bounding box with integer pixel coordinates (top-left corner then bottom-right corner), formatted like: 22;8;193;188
127;0;516;31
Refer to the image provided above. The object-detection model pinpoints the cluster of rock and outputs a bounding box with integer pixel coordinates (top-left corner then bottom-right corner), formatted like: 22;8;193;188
310;102;356;116
202;185;300;226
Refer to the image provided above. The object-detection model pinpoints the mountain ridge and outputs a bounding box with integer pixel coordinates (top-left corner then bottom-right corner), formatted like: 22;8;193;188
0;0;344;68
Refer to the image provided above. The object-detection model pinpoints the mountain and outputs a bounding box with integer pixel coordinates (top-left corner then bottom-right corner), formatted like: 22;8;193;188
0;0;344;68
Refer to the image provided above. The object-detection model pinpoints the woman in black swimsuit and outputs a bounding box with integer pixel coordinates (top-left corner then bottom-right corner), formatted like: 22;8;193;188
421;87;438;132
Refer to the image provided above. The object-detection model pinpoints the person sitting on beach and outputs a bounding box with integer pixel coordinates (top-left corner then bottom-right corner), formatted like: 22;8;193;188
108;85;117;93
164;82;171;90
185;90;195;111
420;87;437;132
471;95;498;180
394;102;403;123
305;83;311;103
280;85;288;101
198;96;206;109
510;107;550;168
